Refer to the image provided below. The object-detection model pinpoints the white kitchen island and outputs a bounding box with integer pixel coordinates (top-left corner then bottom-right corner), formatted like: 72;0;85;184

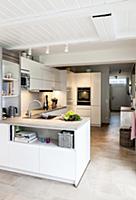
0;117;90;187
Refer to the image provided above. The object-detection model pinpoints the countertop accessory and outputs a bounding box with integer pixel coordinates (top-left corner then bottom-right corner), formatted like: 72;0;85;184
8;106;18;118
63;111;81;121
38;137;45;143
45;137;50;143
5;72;12;79
58;131;74;148
51;98;58;109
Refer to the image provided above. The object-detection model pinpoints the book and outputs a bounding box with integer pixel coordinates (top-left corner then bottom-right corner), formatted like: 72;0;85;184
15;136;37;143
16;131;36;138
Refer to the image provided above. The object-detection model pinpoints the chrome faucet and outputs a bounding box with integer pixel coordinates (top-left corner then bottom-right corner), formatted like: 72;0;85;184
26;100;42;118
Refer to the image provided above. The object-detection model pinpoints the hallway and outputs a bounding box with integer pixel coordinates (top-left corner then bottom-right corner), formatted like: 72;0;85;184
91;115;136;200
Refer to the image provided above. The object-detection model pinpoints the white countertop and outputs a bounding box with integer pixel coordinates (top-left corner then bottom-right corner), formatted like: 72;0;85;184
0;116;90;131
120;106;135;112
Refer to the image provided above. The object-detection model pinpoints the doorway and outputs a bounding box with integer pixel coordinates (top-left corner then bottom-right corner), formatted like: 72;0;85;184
110;79;131;112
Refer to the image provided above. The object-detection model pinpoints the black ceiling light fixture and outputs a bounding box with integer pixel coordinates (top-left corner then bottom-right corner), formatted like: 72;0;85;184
119;69;122;74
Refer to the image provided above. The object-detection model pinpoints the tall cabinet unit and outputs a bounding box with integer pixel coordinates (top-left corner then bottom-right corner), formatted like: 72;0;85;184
0;49;20;119
67;72;101;127
90;73;101;126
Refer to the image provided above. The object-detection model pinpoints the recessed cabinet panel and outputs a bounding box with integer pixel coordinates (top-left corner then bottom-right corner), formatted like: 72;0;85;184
41;67;54;82
91;106;101;126
91;73;101;106
30;78;42;90
9;142;39;173
0;124;10;166
76;108;91;117
30;66;42;79
75;73;91;87
40;147;75;180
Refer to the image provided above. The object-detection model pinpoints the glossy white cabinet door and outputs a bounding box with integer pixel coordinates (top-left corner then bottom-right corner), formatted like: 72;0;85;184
0;124;10;166
76;107;91;117
91;73;101;106
40;147;75;180
91;106;101;126
30;78;42;90
9;142;39;173
41;67;55;82
75;73;91;87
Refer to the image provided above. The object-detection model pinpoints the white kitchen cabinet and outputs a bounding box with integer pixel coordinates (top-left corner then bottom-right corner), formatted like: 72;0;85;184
91;73;101;106
9;142;39;173
21;57;66;91
40;147;75;180
91;106;101;126
0;120;90;186
30;78;42;90
75;73;91;87
54;69;67;91
21;57;55;90
41;67;54;82
76;106;91;117
20;57;31;71
60;70;67;91
71;72;101;126
42;80;54;90
0;124;10;167
30;65;42;79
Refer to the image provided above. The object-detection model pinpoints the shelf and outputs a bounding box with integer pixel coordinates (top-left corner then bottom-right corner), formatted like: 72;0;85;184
33;139;58;147
2;95;19;98
3;78;18;81
11;139;74;150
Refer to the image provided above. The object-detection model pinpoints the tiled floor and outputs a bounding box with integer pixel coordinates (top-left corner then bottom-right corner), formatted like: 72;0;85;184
0;114;136;200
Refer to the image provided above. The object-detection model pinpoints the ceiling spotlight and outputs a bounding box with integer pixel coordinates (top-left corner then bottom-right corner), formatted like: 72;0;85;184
45;46;50;55
28;48;32;56
64;44;69;53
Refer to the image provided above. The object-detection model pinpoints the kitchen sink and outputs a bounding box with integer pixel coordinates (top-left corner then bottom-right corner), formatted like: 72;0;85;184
35;115;57;120
23;112;58;119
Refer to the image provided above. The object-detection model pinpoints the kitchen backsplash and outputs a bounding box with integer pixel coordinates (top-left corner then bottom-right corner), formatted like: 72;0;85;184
21;89;40;116
21;89;66;116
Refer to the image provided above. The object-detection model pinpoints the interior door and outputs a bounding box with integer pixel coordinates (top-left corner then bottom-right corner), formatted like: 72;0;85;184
110;84;131;111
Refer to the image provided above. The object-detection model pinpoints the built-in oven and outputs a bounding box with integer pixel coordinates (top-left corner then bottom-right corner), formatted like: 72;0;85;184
21;69;30;89
77;87;91;105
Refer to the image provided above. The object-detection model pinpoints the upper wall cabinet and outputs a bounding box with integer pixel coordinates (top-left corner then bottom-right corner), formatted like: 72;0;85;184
75;73;91;87
53;69;67;91
20;57;66;91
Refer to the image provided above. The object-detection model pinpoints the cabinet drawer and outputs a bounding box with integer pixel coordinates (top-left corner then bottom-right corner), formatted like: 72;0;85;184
9;142;39;173
40;147;75;180
0;124;10;167
91;106;101;126
76;108;91;117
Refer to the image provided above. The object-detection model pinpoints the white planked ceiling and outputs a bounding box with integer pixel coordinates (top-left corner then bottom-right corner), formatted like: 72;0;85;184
0;0;135;54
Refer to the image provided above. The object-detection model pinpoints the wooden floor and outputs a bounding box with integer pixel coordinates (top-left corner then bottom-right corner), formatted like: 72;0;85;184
0;113;136;200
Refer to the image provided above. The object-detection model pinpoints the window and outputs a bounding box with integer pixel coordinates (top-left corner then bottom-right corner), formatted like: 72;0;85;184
109;77;127;84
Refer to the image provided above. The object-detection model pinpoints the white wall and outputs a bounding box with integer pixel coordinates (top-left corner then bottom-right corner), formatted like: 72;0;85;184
40;47;136;66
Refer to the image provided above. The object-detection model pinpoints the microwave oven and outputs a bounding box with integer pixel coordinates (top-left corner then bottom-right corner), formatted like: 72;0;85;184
21;69;30;89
